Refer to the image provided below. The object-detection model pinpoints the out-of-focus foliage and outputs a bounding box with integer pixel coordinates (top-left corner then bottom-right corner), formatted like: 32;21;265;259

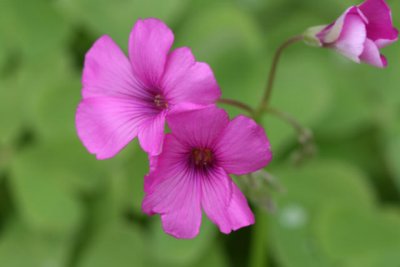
0;0;399;266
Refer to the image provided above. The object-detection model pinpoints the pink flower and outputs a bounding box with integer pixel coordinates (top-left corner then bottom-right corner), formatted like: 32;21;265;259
142;107;272;239
75;18;221;158
304;0;398;68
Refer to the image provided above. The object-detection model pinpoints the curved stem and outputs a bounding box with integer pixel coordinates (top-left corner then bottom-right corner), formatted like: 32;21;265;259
265;107;312;141
249;35;303;267
266;107;316;164
255;35;304;118
218;98;255;115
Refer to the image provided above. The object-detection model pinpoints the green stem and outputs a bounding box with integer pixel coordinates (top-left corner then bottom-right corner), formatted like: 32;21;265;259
218;98;255;115
255;35;304;119
249;209;268;267
220;37;305;267
265;107;313;144
247;113;268;267
249;36;303;267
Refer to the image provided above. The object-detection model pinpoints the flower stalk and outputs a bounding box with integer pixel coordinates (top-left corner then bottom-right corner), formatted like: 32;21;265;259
255;35;304;119
218;98;255;116
249;209;269;267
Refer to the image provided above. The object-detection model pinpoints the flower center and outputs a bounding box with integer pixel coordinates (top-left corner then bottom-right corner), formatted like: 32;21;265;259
154;94;168;109
190;148;214;168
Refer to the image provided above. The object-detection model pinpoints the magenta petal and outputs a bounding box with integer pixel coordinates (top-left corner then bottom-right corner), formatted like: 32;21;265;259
215;116;272;175
148;155;158;173
129;18;174;88
359;0;399;46
319;8;365;43
166;107;229;148
169;103;216;115
360;38;387;68
142;135;202;239
76;98;149;159
334;9;367;62
161;47;221;106
82;35;144;99
201;168;254;234
227;181;255;229
138;111;167;156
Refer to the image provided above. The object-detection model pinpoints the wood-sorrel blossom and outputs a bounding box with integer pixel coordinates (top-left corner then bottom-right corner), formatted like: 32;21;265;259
76;18;221;158
142;107;272;238
304;0;398;68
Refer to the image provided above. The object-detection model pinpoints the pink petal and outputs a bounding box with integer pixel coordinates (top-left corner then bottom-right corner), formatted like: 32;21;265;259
360;38;387;68
320;7;366;44
138;111;167;156
161;47;221;106
227;182;255;229
334;8;367;62
142;135;202;239
129;18;174;89
148;155;158;173
215;116;272;175
82;35;145;99
201;167;254;234
166;107;229;148
76;97;152;159
169;103;216;115
359;0;399;47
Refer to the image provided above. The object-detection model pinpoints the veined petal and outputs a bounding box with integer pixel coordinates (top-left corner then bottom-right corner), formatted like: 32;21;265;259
334;8;367;62
321;13;347;44
201;167;254;234
138;111;167;156
360;38;387;68
82;35;146;99
321;7;366;44
359;0;399;47
161;47;221;106
169;103;216;115
227;182;255;229
76;97;153;159
215;116;272;175
142;135;202;239
129;18;174;88
166;107;229;148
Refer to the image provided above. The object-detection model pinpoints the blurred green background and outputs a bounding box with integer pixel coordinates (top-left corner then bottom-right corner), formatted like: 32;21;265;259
1;0;400;266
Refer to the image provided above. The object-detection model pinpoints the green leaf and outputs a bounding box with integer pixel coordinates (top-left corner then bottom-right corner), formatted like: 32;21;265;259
78;221;144;267
273;160;375;215
0;41;6;70
0;218;73;267
9;138;113;234
150;242;228;267
58;0;186;49
314;68;372;137
383;119;400;193
262;50;333;153
0;53;74;145
0;77;24;145
317;129;386;182
270;160;376;267
192;243;228;267
315;205;400;267
94;141;148;217
147;218;218;266
114;143;148;214
177;3;267;115
0;0;72;61
31;56;82;141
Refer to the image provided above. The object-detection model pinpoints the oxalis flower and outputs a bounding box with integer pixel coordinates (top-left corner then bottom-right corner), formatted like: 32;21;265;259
304;0;398;68
76;18;220;158
142;107;272;239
